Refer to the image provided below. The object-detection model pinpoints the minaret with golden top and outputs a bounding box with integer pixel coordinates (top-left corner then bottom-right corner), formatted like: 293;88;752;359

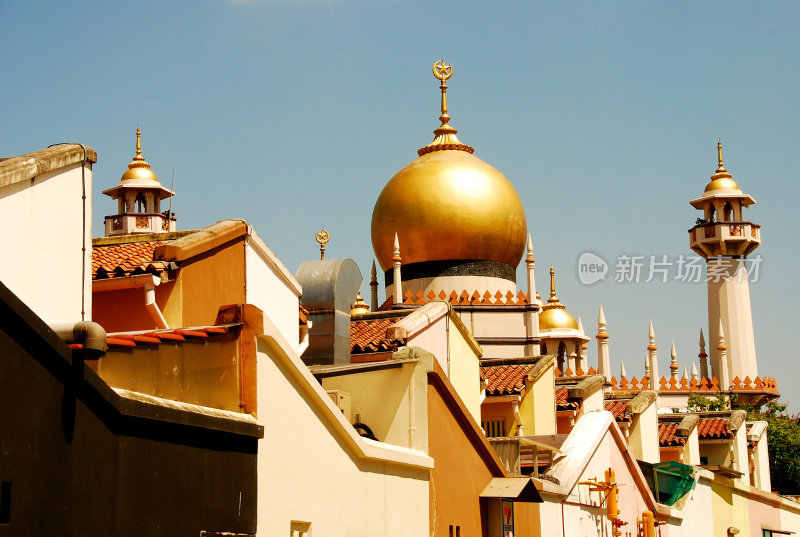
688;142;761;385
102;127;175;236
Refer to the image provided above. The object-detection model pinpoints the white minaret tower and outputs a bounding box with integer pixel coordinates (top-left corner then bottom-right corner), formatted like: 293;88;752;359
689;142;761;381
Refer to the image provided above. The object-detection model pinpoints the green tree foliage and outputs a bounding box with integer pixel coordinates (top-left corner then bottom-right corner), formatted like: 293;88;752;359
747;401;800;495
687;393;729;412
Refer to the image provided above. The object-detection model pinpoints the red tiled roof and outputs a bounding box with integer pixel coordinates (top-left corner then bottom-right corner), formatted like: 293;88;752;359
697;417;733;439
92;240;171;279
350;318;403;353
659;423;687;447
69;325;235;350
556;387;580;411
605;400;630;422
481;365;534;395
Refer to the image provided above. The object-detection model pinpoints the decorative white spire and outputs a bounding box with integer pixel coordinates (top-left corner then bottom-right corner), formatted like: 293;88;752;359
698;328;709;380
620;361;627;379
596;305;611;381
691;362;698;381
392;232;402;306
647;320;659;390
670;341;679;381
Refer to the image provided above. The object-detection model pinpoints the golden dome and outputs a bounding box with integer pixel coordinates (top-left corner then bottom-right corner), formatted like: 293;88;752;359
538;267;578;330
120;127;159;183
704;141;740;192
539;307;579;330
371;61;527;271
351;291;369;315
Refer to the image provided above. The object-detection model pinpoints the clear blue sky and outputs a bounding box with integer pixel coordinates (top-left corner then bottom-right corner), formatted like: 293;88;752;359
2;1;798;410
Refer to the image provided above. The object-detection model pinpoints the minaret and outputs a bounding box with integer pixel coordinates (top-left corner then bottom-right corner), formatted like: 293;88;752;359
689;142;760;381
102;127;175;236
698;329;709;380
370;260;379;311
392;232;403;306
596;305;611;381
647;321;659;390
524;235;540;356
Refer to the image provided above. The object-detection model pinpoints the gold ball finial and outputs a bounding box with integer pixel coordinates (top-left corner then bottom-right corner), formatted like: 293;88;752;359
315;229;330;260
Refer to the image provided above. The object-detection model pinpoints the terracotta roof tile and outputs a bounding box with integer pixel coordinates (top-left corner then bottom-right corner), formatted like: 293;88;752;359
659;423;687;447
92;240;171;279
69;325;235;350
697;417;733;439
605;400;630;422
481;365;533;395
556;387;580;410
350;318;403;353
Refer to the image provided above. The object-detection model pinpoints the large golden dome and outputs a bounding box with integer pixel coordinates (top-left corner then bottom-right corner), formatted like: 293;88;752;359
371;61;527;272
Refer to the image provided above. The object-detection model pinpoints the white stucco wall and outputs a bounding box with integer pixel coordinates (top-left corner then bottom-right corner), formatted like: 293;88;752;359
245;237;301;353
0;161;92;324
256;328;431;537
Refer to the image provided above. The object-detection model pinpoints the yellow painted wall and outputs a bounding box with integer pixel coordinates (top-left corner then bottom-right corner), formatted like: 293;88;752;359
518;363;556;436
321;362;428;453
447;317;482;424
97;334;241;411
176;239;246;326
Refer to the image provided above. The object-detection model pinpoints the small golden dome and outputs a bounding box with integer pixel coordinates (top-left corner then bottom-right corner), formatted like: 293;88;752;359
121;127;159;183
704;141;740;192
351;292;369;315
539;307;579;330
538;267;578;330
371;61;527;271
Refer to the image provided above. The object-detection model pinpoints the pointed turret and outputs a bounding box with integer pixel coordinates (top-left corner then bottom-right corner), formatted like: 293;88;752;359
596;305;611;381
392;232;402;306
647;321;659;390
670;341;679;381
370;260;379;311
698;329;709;380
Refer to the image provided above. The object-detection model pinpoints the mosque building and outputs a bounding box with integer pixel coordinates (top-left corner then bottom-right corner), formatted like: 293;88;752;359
365;60;776;407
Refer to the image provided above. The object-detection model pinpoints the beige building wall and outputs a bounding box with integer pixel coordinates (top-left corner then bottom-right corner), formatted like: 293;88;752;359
0;152;94;325
628;401;659;463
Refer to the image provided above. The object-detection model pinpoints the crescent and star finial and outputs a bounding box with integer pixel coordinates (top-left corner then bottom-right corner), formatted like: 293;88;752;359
315;229;330;260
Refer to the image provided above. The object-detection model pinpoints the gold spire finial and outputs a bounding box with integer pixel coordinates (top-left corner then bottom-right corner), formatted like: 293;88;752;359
709;140;732;180
418;60;474;156
716;140;727;173
315;229;330;260
540;266;565;311
127;127;152;171
433;59;453;125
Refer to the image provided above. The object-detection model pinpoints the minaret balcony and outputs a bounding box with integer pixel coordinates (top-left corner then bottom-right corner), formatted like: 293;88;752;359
104;213;177;236
688;221;760;259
